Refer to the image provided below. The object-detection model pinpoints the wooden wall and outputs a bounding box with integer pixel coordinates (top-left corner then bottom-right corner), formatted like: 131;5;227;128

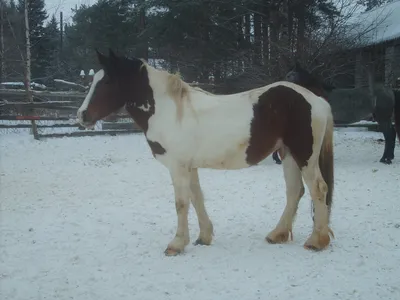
354;39;400;88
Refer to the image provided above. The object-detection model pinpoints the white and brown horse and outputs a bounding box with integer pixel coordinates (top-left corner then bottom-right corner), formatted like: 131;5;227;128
77;49;335;256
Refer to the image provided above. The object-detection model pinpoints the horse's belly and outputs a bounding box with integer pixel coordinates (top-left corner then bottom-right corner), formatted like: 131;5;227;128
147;103;254;169
191;139;251;170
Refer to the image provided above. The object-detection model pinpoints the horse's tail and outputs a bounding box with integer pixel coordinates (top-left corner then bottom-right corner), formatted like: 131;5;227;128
319;113;334;221
394;89;400;143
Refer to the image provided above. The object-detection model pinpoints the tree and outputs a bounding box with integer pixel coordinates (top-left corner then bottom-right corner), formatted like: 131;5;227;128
17;0;48;81
58;0;383;90
63;0;138;77
42;14;61;85
357;0;392;11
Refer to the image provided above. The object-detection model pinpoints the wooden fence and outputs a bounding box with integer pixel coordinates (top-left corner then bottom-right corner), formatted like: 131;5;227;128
0;88;141;138
0;88;388;139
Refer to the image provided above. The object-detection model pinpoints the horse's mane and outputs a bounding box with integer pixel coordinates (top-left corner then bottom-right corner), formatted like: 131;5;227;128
285;63;335;102
291;63;335;92
191;86;215;95
163;72;190;121
164;70;219;120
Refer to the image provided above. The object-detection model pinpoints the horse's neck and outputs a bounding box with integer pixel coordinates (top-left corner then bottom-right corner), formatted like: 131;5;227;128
145;65;170;98
301;84;329;99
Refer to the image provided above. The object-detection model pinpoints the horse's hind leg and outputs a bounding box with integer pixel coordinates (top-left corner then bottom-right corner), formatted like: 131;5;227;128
301;163;333;250
266;151;304;244
272;150;282;164
190;168;214;246
378;120;396;164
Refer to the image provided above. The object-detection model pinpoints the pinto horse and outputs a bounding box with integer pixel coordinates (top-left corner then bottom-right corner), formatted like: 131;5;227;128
272;64;332;165
77;50;335;256
285;62;400;164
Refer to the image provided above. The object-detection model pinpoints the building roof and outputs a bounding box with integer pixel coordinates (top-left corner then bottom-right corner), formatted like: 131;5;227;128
348;0;400;47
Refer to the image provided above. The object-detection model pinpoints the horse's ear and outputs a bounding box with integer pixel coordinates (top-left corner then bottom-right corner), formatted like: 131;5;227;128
95;48;109;68
109;48;118;62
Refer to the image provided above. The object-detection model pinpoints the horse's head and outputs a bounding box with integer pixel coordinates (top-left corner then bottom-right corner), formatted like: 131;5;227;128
284;62;335;100
285;62;319;87
77;49;146;128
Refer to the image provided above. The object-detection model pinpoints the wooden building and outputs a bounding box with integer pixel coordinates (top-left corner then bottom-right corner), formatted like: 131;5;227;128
345;1;400;88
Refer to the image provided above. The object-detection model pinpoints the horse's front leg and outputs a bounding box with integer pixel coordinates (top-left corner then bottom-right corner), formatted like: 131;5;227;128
190;168;214;246
164;166;192;256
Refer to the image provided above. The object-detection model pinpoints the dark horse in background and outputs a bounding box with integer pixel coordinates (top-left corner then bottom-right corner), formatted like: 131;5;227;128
278;62;400;164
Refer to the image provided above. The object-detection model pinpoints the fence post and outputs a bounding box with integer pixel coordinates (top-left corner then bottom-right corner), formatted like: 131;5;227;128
24;1;39;140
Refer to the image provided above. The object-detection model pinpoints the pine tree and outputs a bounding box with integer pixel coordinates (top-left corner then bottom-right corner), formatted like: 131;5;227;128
43;14;60;85
17;0;48;81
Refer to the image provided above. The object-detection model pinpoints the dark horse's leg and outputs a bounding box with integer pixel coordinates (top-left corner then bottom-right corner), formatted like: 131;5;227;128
378;120;396;164
272;151;282;164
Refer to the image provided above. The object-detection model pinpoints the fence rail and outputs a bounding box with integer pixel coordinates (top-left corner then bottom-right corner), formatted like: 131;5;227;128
0;87;390;139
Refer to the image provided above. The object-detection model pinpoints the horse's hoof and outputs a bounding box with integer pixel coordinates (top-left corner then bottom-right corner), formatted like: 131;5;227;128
303;228;333;251
194;238;211;246
164;247;181;256
379;158;392;164
266;229;292;244
303;244;323;251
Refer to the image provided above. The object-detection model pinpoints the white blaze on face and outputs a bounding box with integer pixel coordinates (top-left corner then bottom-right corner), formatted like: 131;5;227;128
77;70;105;124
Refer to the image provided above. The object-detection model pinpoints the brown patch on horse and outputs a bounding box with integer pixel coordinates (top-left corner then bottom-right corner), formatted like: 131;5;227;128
90;52;156;133
123;64;156;133
82;74;125;125
245;85;313;168
147;139;166;157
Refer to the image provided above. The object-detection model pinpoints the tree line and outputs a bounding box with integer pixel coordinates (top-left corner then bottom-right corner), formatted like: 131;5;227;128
0;0;393;91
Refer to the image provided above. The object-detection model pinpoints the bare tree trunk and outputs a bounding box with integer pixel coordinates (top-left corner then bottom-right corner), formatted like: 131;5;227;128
244;14;251;44
0;1;5;82
269;5;280;78
253;12;262;67
296;6;305;61
24;0;39;140
244;13;251;67
279;0;289;73
287;1;294;54
262;5;270;71
137;0;148;61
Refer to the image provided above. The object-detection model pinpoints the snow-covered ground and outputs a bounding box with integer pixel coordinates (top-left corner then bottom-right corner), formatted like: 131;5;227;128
1;129;400;300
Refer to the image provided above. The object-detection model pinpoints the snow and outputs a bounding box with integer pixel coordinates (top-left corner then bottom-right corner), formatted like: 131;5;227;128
54;79;84;86
347;0;400;47
1;129;400;300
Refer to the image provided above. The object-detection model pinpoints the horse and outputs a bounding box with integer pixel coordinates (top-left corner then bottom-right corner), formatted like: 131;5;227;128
285;62;400;164
77;49;335;256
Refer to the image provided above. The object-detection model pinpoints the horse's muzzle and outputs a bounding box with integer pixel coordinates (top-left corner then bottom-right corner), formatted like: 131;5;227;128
77;109;95;128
